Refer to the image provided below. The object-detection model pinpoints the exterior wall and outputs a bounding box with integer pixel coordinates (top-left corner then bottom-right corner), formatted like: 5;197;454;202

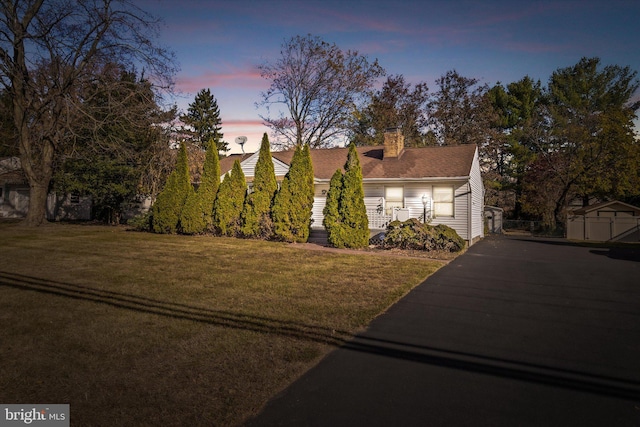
237;152;290;181
0;186;93;221
567;214;640;242
469;148;485;241
46;193;92;221
434;182;469;241
485;207;503;234
0;184;30;218
310;180;476;243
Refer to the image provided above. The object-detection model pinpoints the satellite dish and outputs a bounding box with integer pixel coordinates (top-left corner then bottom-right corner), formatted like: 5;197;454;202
235;136;247;153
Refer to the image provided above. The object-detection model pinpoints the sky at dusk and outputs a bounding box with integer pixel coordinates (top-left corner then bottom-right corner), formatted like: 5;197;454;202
142;0;640;154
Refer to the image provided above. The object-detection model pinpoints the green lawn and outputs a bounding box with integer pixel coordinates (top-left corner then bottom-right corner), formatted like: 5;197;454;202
0;222;445;426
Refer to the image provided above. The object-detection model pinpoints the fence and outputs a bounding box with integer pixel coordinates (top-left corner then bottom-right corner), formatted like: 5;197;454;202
503;220;541;232
367;209;391;229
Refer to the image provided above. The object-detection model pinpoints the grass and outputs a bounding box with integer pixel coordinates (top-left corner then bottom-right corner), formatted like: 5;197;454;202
0;222;446;426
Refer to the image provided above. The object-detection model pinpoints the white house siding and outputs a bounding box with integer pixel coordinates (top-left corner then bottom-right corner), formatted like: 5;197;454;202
234;152;290;180
311;197;326;229
238;152;260;178
430;182;470;241
469;147;485;242
360;181;474;242
0;184;29;218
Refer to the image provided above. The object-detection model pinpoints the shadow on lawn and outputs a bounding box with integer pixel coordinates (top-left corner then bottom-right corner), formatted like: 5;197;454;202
0;271;351;347
3;271;640;403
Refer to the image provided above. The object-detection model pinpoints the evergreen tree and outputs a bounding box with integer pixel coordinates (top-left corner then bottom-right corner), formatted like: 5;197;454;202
179;138;221;234
199;138;221;229
152;142;191;233
272;144;315;242
323;169;345;246
175;141;191;196
324;143;369;248
151;172;181;234
339;143;369;248
179;185;203;234
181;88;229;153
213;160;246;236
241;133;278;238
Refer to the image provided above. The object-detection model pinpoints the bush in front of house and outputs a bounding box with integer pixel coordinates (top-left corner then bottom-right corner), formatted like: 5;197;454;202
198;138;221;230
213;160;247;236
241;133;278;239
152;142;191;234
128;210;153;231
180;138;221;235
272;144;314;243
381;218;465;252
323;143;369;249
180;186;205;234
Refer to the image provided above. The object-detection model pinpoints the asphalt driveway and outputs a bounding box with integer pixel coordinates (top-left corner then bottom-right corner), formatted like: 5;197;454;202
247;235;640;426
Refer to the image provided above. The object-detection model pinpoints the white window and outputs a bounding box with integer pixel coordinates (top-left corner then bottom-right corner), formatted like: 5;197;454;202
433;186;454;217
385;187;403;215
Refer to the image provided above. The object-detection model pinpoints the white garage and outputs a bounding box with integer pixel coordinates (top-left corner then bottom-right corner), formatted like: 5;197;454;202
566;200;640;242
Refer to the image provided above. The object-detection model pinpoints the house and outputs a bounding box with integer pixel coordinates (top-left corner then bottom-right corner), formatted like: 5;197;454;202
566;200;640;242
0;157;29;218
220;129;485;245
0;157;92;220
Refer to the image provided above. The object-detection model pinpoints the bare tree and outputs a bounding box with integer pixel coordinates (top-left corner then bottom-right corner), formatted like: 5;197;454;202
257;34;385;150
350;74;431;147
0;0;176;226
427;70;495;147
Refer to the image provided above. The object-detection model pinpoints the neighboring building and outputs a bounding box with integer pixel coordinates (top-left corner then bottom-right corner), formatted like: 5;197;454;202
220;130;485;245
567;200;640;242
0;157;92;220
0;157;29;218
484;206;503;234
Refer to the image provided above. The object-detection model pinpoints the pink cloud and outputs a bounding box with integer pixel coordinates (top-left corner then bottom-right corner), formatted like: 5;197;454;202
222;119;266;127
175;66;266;94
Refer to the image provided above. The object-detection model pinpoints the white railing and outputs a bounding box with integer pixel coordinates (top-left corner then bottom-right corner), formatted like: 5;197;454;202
367;209;391;229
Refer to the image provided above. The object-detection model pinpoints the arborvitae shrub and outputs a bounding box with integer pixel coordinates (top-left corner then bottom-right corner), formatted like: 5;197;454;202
199;138;221;230
242;133;277;239
324;143;369;249
151;172;180;233
180;186;205;234
323;169;345;247
213;160;246;236
337;143;369;248
272;144;314;242
152;142;191;234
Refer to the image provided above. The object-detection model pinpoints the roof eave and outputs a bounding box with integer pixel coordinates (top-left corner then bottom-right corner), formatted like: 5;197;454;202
314;176;471;183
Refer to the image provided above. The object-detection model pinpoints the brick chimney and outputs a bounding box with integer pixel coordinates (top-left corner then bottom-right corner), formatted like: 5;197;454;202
383;127;404;158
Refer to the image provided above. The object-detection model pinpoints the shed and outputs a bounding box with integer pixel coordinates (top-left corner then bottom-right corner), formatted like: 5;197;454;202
484;206;503;234
566;200;640;242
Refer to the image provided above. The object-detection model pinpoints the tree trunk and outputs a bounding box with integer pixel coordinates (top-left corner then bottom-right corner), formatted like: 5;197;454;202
18;138;55;227
23;181;50;226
